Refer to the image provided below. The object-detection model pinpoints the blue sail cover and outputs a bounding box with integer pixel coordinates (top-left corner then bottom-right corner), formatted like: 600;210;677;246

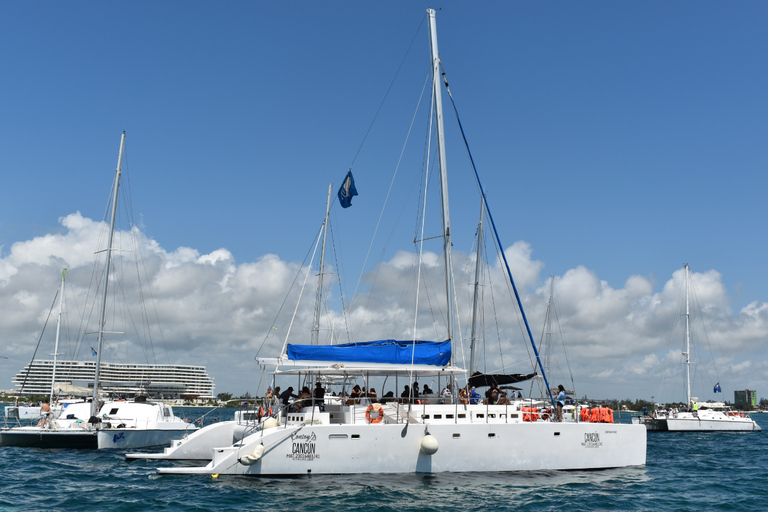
287;340;451;366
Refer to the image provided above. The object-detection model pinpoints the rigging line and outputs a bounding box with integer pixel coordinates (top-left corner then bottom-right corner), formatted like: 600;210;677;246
328;220;351;345
410;75;435;377
688;274;725;388
439;70;555;406
348;13;428;170
552;286;576;395
254;221;324;359
124;173;167;364
281;221;325;357
348;71;431;343
17;287;60;396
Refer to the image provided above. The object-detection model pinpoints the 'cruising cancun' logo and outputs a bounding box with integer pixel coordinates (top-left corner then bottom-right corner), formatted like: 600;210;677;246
581;432;602;448
287;431;319;461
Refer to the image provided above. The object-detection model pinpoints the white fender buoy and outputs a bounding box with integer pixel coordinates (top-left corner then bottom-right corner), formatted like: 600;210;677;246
420;434;439;455
263;417;278;429
240;444;265;465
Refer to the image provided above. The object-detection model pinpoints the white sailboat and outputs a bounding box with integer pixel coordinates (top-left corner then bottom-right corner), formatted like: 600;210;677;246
0;132;196;449
142;10;646;476
636;264;760;432
3;269;80;421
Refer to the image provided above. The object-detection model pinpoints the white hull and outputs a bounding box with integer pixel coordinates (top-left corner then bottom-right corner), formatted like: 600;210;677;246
158;420;645;476
97;427;197;449
152;403;645;476
1;399;196;449
128;421;243;460
665;412;760;432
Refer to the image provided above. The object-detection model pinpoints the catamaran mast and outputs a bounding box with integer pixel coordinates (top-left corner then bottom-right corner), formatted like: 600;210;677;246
49;268;66;405
91;131;125;417
427;8;456;349
684;263;692;407
312;183;333;345
469;199;484;375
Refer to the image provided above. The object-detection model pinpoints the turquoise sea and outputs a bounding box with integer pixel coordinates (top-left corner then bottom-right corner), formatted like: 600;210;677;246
1;405;767;512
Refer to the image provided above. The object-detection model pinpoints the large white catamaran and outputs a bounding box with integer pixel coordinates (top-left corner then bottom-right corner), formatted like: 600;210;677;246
137;9;647;476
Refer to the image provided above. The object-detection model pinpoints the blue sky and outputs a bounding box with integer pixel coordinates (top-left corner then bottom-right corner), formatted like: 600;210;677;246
1;2;767;402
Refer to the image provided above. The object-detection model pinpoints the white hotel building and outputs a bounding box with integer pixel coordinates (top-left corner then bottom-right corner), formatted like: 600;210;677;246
11;360;215;399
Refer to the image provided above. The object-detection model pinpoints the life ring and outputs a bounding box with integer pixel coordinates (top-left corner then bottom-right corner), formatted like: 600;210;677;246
258;406;264;421
366;404;384;423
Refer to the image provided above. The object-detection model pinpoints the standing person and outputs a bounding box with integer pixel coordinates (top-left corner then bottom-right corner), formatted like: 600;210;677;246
37;399;51;427
556;384;566;422
313;382;326;409
279;386;296;407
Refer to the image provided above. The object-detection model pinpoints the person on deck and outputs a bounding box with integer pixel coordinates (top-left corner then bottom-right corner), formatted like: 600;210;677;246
423;384;433;395
469;387;481;405
279;387;296;408
313;382;325;409
556;384;566;422
37;399;51;427
400;385;411;403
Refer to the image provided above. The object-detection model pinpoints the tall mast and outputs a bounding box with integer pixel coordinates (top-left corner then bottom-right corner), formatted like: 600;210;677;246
544;276;555;374
468;199;484;375
312;183;333;345
683;263;691;406
49;268;66;405
91;131;125;417
427;8;455;347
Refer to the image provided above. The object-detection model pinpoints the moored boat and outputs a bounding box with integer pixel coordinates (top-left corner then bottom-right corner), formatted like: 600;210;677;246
144;9;646;476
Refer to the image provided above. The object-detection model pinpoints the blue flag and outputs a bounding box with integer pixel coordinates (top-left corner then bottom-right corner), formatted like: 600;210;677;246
714;382;721;393
337;170;358;208
90;347;97;356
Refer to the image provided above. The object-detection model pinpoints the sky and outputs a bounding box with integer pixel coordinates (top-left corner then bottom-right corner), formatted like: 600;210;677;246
1;2;767;403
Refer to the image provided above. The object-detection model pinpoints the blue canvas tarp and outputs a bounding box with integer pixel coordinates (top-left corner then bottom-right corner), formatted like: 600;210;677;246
287;340;451;366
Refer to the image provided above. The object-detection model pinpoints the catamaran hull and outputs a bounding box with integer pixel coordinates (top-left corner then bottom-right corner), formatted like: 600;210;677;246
0;427;195;449
97;428;197;449
665;417;761;432
0;429;98;449
126;420;243;461
157;422;646;476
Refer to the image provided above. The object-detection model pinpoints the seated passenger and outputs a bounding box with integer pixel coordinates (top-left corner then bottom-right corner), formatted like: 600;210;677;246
459;387;468;404
400;385;411;403
294;387;311;412
469;387;481;405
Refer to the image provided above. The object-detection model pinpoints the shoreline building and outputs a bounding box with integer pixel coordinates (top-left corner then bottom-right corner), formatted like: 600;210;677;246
11;360;215;400
734;389;758;408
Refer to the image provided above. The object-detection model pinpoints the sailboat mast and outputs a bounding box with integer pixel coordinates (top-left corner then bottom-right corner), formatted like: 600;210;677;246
427;8;456;347
543;276;554;374
91;131;126;417
684;263;691;406
49;268;66;405
312;183;333;345
469;199;484;375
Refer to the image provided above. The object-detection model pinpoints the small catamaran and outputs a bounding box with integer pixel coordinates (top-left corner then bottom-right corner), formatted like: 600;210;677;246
0;133;196;449
634;264;760;432
136;9;646;476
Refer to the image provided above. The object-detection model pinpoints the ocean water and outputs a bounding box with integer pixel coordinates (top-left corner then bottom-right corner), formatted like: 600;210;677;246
1;405;767;512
